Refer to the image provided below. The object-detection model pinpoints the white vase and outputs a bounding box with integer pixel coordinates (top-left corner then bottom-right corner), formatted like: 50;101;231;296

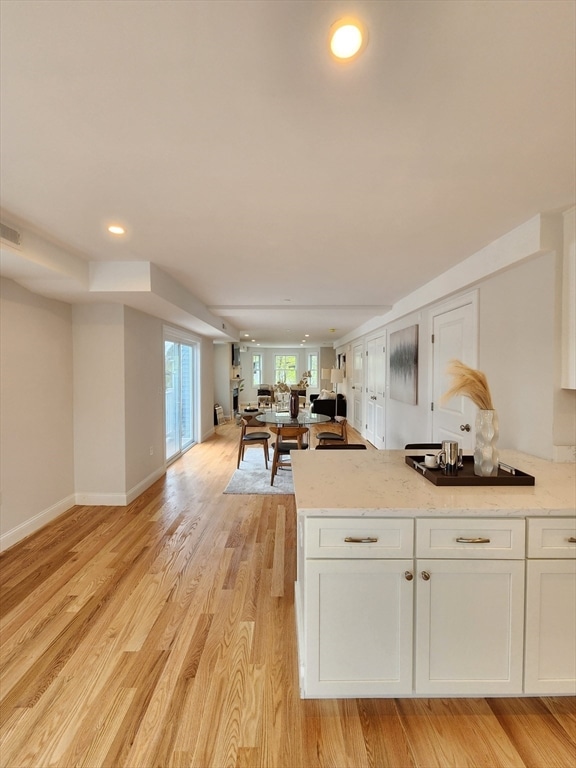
474;409;499;477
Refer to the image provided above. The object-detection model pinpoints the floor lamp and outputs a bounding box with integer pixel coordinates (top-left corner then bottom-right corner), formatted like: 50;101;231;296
330;368;344;418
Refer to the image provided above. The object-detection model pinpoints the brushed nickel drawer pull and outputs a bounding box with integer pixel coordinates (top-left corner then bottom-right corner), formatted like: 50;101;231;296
568;537;576;543
344;536;379;543
456;536;491;544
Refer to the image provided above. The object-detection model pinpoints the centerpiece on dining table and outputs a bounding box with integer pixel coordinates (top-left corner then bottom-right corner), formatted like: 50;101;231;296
275;371;311;418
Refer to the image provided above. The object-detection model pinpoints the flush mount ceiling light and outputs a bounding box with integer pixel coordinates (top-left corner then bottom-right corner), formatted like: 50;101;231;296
107;224;126;235
329;17;367;61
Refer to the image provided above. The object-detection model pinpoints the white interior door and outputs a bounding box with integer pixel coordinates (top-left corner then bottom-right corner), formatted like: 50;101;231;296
431;300;477;448
366;335;386;449
351;342;364;433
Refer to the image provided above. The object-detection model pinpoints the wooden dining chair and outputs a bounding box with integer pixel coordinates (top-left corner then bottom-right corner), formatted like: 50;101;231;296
316;416;348;446
237;416;270;469
269;424;309;485
315;443;366;449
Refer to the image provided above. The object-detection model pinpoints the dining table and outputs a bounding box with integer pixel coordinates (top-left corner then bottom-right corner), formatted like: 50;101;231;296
255;410;331;426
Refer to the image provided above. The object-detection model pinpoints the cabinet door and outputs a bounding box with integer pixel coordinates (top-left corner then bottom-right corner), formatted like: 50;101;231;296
524;559;576;694
415;559;524;695
303;559;413;697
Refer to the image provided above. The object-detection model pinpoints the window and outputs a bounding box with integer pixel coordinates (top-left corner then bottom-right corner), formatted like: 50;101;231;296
307;353;319;387
274;354;297;385
164;328;198;462
252;353;262;387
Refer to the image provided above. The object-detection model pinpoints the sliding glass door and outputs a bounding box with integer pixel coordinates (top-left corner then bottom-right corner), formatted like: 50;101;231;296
164;330;197;462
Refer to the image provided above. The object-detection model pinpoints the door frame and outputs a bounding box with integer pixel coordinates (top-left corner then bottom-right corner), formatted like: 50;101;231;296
164;325;200;464
428;290;479;443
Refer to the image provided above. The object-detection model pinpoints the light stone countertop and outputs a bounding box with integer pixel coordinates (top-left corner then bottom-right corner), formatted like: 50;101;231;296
292;450;576;517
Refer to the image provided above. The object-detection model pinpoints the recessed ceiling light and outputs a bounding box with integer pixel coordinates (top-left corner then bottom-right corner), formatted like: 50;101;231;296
107;225;126;235
329;17;367;61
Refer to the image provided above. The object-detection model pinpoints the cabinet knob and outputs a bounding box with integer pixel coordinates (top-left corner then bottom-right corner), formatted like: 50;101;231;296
568;537;576;543
404;571;414;581
460;423;471;432
421;571;431;581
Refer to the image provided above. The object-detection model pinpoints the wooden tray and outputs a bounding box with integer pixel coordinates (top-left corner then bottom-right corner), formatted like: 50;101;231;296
405;455;535;486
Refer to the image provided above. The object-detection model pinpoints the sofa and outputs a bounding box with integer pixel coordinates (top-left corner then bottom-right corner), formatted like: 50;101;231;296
310;393;347;419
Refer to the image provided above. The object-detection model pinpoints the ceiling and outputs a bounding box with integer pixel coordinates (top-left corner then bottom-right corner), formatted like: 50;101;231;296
1;0;575;347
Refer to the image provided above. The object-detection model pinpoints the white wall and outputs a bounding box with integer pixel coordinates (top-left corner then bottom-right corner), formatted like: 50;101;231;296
479;252;557;457
0;278;75;548
198;334;216;441
73;304;127;502
124;307;165;493
214;342;232;418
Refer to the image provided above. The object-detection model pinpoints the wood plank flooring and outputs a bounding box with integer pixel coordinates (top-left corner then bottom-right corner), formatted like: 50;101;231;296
1;422;575;768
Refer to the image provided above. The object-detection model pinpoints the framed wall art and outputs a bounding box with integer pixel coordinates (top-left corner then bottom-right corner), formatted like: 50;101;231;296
389;325;418;404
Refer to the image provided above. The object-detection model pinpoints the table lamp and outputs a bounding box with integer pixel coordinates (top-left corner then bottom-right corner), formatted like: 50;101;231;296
330;368;344;416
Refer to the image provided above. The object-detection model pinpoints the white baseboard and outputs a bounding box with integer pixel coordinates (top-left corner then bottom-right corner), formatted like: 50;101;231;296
1;468;168;552
75;466;166;507
125;467;166;505
0;494;76;552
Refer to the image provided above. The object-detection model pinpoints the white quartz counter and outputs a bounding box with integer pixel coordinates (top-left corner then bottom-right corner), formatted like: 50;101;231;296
292;449;576;517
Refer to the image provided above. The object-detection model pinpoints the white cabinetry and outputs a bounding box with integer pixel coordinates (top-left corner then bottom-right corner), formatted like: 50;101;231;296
414;519;525;695
297;511;576;698
305;560;413;697
524;518;576;694
298;518;413;698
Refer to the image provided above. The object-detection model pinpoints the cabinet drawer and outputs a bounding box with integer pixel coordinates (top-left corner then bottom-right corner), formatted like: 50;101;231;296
416;518;525;559
305;518;413;559
527;518;576;558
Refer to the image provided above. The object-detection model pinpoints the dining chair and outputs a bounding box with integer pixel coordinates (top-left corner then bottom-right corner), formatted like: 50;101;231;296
269;424;309;485
316;416;348;446
315;443;367;450
237;416;271;469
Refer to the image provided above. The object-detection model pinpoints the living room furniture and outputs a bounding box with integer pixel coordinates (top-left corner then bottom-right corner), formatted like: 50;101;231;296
310;393;347;419
257;386;274;409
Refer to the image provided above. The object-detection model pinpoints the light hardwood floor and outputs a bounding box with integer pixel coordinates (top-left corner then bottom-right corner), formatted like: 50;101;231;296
1;423;574;768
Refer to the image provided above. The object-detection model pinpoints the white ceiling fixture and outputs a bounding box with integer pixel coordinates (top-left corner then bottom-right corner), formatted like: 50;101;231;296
329;17;368;61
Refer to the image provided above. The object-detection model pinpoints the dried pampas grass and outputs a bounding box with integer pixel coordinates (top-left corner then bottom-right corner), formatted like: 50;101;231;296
441;360;494;410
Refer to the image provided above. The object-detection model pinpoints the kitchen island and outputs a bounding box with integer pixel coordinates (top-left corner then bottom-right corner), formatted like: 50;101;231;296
291;449;576;699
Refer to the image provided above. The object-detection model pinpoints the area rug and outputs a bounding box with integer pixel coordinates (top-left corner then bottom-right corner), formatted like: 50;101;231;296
223;451;294;495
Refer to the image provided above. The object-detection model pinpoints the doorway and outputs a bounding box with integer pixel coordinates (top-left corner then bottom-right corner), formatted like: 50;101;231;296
431;295;478;449
164;330;198;462
365;334;386;449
